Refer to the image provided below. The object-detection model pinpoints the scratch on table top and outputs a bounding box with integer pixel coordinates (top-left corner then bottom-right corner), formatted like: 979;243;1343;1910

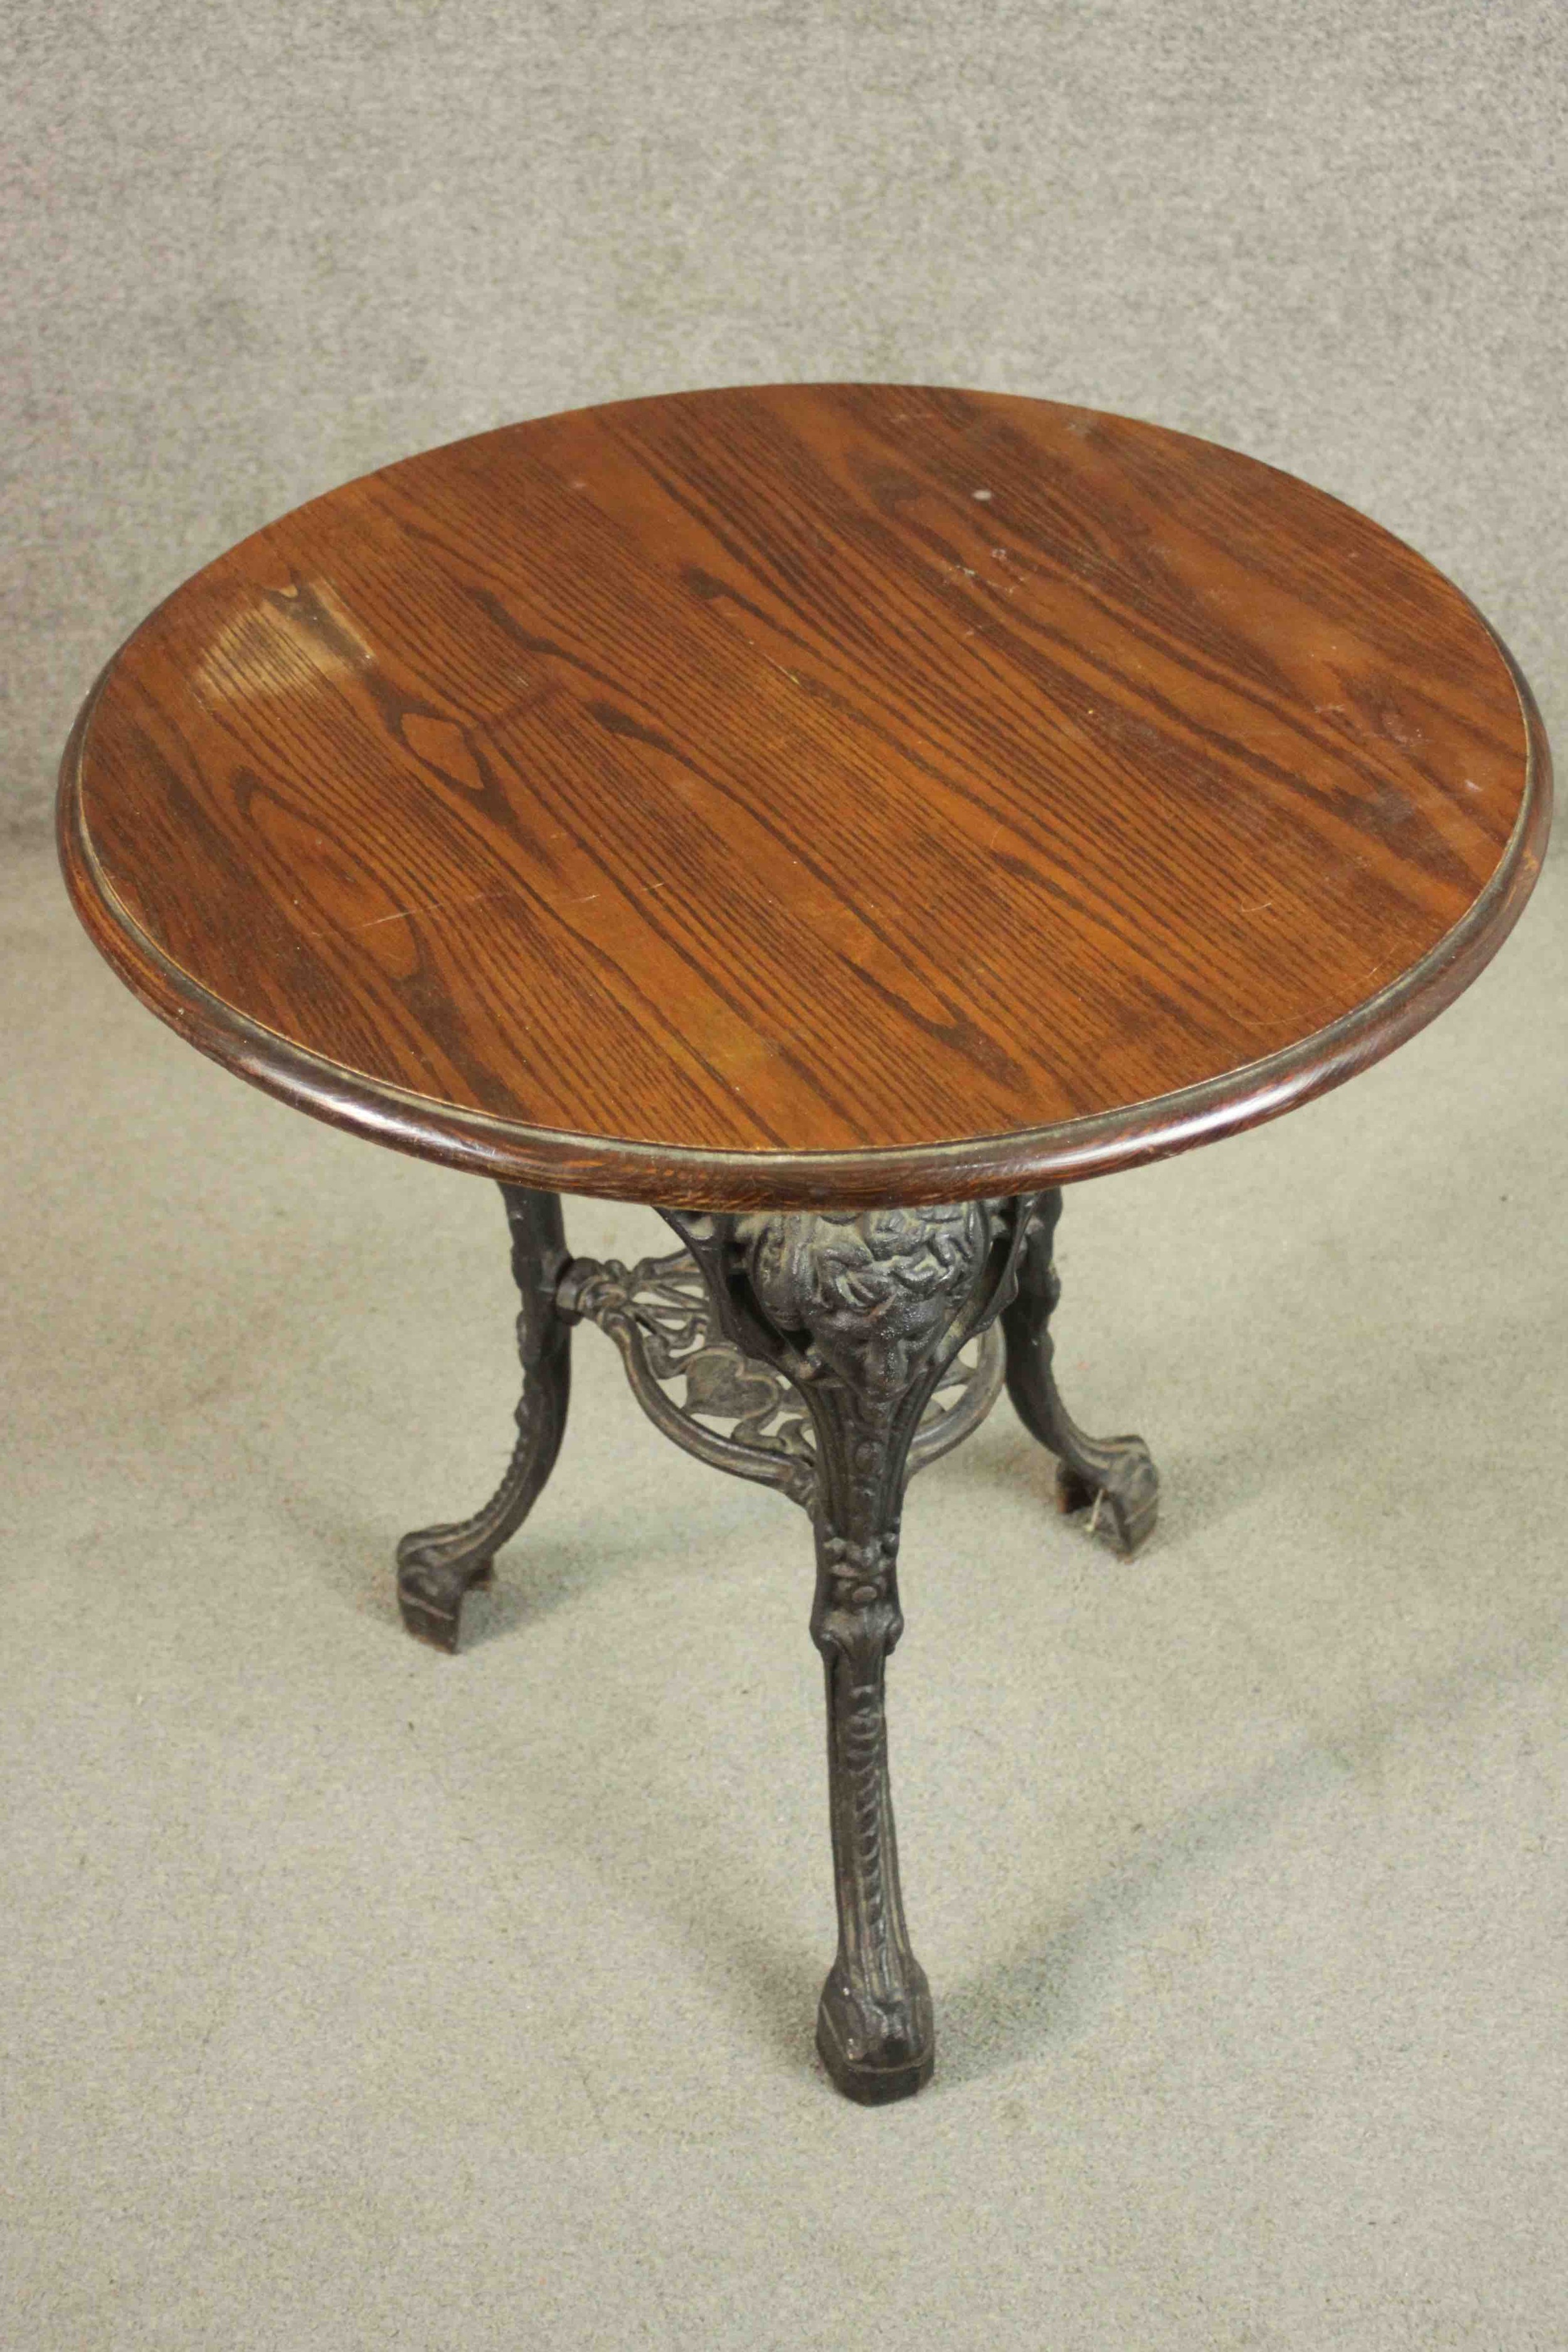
300;886;501;939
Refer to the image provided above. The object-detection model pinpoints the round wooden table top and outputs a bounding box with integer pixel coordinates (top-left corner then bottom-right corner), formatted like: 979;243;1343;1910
61;383;1550;1209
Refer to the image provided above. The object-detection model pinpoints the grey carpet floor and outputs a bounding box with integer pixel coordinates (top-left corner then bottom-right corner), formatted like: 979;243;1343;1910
4;829;1566;2349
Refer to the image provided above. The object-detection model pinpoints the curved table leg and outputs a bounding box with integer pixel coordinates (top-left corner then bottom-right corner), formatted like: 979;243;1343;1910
1002;1189;1158;1555
397;1185;572;1651
808;1498;932;2104
669;1200;1032;2102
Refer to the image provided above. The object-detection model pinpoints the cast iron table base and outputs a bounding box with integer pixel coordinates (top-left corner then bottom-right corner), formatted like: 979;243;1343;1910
397;1185;1157;2106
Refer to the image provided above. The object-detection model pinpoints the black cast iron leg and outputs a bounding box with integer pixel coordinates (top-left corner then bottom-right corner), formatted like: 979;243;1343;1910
397;1185;572;1651
670;1202;1032;2102
1002;1188;1158;1555
809;1503;931;2104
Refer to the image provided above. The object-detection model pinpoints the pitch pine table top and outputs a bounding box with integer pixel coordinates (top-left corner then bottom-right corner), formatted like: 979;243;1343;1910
60;383;1551;1209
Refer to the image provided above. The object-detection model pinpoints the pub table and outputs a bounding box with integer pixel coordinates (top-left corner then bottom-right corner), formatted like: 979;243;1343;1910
59;385;1551;2104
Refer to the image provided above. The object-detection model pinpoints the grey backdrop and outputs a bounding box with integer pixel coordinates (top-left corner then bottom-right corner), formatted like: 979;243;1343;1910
7;13;1568;2344
6;0;1565;833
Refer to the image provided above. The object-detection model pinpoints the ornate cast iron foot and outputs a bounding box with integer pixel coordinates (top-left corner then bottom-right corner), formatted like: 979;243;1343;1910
667;1200;1035;2103
397;1187;572;1651
1002;1189;1158;1556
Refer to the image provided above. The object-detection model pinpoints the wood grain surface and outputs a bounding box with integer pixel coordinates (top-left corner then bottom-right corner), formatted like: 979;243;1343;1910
60;383;1550;1207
